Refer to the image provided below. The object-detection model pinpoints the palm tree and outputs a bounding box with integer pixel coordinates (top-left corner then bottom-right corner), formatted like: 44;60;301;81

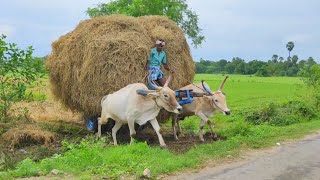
286;41;294;58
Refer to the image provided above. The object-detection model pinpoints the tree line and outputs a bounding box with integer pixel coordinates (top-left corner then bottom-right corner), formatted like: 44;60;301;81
195;55;318;77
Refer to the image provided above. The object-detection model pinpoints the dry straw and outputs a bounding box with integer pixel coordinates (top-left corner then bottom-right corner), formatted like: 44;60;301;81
1;125;56;147
46;15;195;120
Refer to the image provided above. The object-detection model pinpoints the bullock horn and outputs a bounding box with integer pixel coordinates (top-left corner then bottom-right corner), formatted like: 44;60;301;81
147;76;161;90
219;76;229;90
163;75;172;87
152;80;161;90
201;80;213;95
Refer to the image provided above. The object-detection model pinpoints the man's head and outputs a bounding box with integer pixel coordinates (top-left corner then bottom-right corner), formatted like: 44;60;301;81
156;39;165;51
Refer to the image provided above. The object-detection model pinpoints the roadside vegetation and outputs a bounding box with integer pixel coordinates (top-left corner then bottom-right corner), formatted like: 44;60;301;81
1;72;320;179
2;0;320;178
1;33;320;179
0;35;46;122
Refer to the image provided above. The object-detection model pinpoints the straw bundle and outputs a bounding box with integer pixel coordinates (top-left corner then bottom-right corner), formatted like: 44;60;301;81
46;15;195;120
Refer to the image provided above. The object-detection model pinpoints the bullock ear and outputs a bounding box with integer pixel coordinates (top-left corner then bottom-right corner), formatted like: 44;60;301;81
146;92;160;98
203;95;211;101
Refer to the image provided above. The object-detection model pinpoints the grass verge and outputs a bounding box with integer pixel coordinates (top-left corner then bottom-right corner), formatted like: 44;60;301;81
1;119;320;179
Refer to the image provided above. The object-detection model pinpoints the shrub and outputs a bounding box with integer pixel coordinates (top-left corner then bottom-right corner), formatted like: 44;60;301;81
218;120;252;138
245;100;316;126
245;103;276;125
0;34;45;121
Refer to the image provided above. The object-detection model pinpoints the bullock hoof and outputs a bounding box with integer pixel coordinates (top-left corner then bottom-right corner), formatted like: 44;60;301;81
174;136;179;141
160;145;168;149
176;130;181;135
209;133;218;140
211;133;218;140
131;133;137;138
130;138;136;145
199;137;205;142
96;133;101;138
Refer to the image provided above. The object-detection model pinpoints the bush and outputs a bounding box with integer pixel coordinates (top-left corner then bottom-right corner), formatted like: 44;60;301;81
245;100;316;126
0;34;45;121
218;120;252;138
300;64;320;87
245;103;276;125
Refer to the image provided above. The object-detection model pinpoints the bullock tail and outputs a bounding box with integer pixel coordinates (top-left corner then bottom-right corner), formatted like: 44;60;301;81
100;95;108;107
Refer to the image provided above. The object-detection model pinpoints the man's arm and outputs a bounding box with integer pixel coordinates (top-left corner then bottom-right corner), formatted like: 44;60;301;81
162;53;174;72
145;49;153;71
163;64;170;71
145;60;150;71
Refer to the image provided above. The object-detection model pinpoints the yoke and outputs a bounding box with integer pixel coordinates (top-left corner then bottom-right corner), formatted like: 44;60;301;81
137;76;206;106
175;90;206;105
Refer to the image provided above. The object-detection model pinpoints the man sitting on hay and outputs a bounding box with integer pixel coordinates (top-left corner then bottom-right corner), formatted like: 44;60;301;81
145;39;174;88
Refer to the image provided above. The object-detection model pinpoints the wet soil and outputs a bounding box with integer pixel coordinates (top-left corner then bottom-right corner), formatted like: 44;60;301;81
100;122;222;153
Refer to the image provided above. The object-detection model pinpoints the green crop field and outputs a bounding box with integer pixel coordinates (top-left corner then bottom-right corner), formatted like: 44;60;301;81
1;74;319;179
194;74;305;109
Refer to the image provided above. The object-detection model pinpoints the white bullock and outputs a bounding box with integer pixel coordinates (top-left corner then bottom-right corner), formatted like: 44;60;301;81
172;76;230;141
97;76;182;147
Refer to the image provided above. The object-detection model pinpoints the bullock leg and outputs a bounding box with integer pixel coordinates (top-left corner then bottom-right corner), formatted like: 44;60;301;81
150;119;167;148
97;114;109;138
196;112;212;142
207;120;218;139
177;119;185;137
172;114;179;140
97;117;102;138
128;120;137;144
112;121;122;146
199;119;206;142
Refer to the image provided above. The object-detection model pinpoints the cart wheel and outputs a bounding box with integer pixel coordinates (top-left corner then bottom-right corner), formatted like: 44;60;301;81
85;116;98;132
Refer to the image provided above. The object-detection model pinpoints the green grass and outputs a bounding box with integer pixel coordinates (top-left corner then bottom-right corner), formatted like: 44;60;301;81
195;74;305;110
24;77;48;102
1;120;319;179
1;74;319;179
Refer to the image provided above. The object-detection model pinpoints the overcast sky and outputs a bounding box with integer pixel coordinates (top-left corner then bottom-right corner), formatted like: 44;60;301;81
1;0;319;62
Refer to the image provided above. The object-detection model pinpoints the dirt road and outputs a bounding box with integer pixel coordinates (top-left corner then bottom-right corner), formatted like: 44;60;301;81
168;133;320;180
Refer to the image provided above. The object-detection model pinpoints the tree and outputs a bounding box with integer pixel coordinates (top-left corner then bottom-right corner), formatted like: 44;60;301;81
246;60;264;74
0;35;45;121
272;54;278;63
86;0;204;47
286;41;294;58
225;63;236;74
234;61;246;74
287;66;299;76
291;55;298;65
298;60;306;69
279;57;284;62
195;62;206;73
306;57;317;67
217;59;228;72
301;64;320;87
256;65;271;77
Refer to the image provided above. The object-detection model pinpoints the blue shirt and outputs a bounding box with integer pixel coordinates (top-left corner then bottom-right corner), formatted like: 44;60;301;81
149;47;167;67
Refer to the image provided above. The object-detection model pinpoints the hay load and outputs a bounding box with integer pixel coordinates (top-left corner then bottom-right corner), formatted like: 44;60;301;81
46;15;195;118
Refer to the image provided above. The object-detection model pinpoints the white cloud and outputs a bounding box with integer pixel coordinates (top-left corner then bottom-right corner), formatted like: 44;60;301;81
283;34;312;44
0;24;15;36
1;0;319;60
2;0;105;9
187;0;320;60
